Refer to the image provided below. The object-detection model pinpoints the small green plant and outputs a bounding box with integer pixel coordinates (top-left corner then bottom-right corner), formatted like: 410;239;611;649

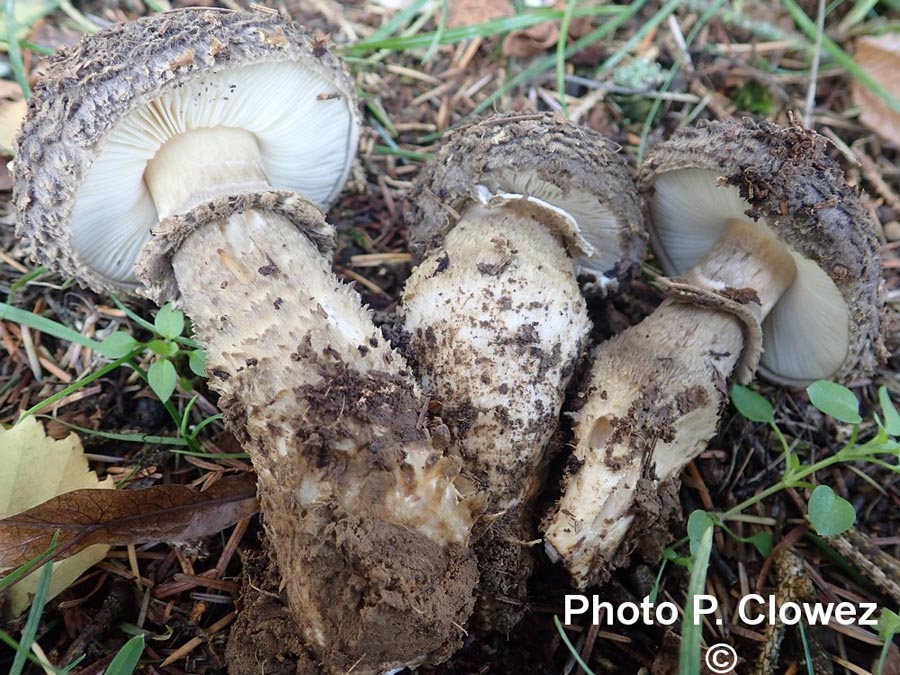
1;300;215;454
100;302;206;404
728;381;899;526
876;609;900;675
669;380;899;671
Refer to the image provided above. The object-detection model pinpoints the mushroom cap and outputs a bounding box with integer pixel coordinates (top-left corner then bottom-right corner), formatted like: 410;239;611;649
406;112;646;283
14;8;359;296
639;118;886;386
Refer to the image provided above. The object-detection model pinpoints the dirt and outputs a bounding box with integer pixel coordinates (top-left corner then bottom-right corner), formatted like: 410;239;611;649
248;500;477;675
226;547;319;675
218;354;481;674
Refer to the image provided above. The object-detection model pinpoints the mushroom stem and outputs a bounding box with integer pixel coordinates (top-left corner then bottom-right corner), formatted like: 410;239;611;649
137;169;478;672
543;219;796;588
165;210;479;673
402;196;590;628
144;127;269;218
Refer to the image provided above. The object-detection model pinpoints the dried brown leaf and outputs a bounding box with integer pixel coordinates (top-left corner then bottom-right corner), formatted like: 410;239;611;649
1;417;115;616
0;473;259;569
853;34;900;146
448;0;512;30
502;21;559;57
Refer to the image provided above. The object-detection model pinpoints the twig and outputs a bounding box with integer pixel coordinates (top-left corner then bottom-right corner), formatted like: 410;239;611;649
826;528;900;605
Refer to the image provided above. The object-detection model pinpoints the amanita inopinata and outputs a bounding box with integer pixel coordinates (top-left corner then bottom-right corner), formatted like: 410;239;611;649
543;119;886;588
401;113;645;628
14;10;478;673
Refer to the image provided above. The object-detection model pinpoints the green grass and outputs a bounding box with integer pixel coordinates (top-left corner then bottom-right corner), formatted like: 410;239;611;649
346;4;626;55
3;0;33;96
466;0;654;122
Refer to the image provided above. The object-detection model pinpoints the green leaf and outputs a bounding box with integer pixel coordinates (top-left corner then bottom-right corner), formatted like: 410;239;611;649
879;387;900;437
807;485;856;536
148;360;177;403
189;349;207;377
153;304;184;340
878;608;900;640
807;381;861;424
731;384;774;423
680;511;714;675
106;634;145;675
745;531;774;557
876;609;900;675
99;332;140;359
687;509;715;555
10;534;55;675
146;339;178;357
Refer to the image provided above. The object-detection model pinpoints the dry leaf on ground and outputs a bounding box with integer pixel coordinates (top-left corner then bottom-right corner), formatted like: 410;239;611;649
0;82;26;191
500;3;593;59
853;34;900;146
0;416;115;617
503;21;559;58
448;0;512;30
0;472;259;571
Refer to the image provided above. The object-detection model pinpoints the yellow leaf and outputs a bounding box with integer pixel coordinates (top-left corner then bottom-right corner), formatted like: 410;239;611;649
0;416;114;618
0;97;26;155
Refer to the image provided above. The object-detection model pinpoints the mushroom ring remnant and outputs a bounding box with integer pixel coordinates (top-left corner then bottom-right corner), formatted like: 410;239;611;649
401;112;645;631
14;10;479;674
543;118;886;589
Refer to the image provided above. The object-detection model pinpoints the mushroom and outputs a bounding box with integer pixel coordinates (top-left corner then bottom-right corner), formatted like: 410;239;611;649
14;10;479;673
542;118;886;588
400;113;645;629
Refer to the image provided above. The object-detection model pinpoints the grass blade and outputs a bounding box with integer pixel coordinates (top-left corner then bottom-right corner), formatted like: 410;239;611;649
679;515;714;674
347;4;624;53
10;535;55;675
19;350;141;418
37;417;190;446
555;0;578;116
554;615;596;675
469;0;652;120
105;634;145;675
0;302;110;355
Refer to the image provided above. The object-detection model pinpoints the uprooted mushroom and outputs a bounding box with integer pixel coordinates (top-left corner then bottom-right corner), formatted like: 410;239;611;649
14;9;479;673
401;113;644;629
543;119;886;588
